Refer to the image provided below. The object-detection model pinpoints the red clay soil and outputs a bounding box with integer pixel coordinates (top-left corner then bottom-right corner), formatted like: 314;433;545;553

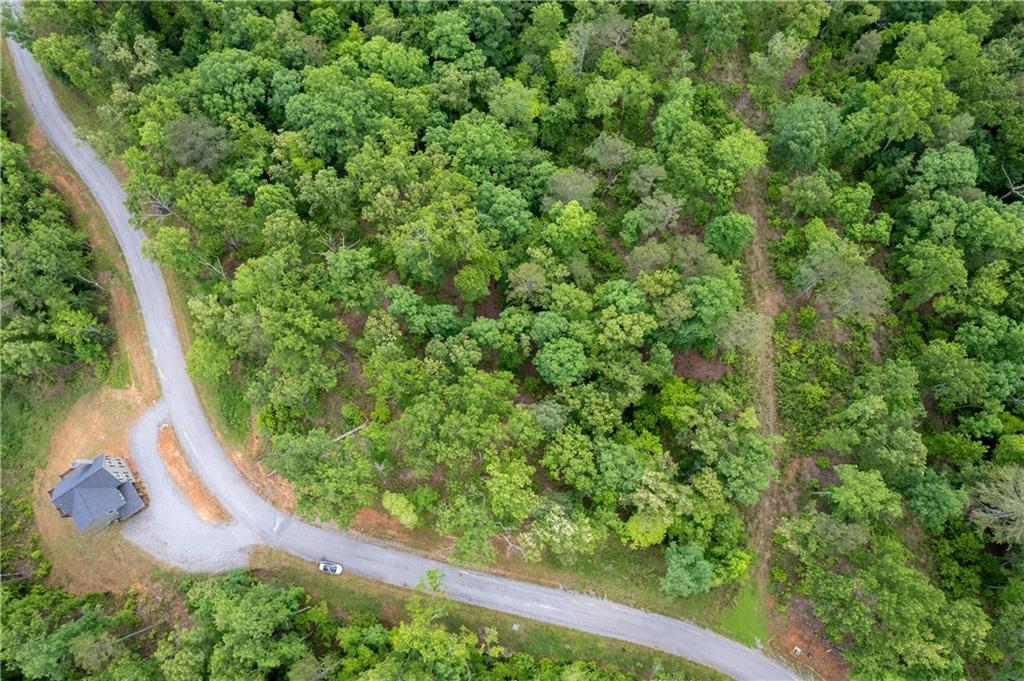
777;595;850;680
350;507;414;543
226;431;297;513
349;507;452;557
157;425;230;523
672;349;732;382
473;280;504;319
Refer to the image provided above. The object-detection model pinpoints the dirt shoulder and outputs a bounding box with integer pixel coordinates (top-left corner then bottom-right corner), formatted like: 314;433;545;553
156;425;230;524
35;385;163;594
4;43;171;593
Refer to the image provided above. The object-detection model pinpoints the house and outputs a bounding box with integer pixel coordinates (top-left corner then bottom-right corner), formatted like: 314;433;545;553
49;455;145;532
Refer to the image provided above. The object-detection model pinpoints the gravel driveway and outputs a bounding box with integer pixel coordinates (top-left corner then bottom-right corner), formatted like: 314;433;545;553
121;401;259;572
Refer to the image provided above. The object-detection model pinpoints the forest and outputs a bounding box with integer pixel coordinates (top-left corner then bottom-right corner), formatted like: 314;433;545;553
1;119;109;381
1;33;695;681
4;565;692;681
2;1;1023;679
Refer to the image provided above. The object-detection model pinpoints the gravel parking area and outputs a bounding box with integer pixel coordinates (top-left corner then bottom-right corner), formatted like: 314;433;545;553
121;401;259;573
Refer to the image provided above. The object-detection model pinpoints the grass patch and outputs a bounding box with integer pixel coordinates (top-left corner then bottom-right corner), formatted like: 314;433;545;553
0;373;95;575
201;374;252;445
0;377;96;503
42;72;102;130
1;43;30;140
103;348;132;389
476;536;764;646
251;547;725;681
720;575;767;647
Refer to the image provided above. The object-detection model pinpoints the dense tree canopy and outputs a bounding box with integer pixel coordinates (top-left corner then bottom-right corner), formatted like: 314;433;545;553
1;131;109;383
2;570;673;681
17;1;1024;678
22;0;781;588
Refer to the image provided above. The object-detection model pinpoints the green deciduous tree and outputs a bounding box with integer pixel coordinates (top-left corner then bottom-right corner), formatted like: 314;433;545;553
661;542;715;598
373;169;494;288
326;247;384;312
916;339;992;413
829;464;903;524
841;67;959;162
771;95;839;172
820;360;928;474
143;225;224;278
382;491;419;528
517;499;600;566
971;466;1024;545
542;200;597;257
546;168;598;209
166;114;231;174
190;243;345;422
487;78;539;128
912;142;979;195
1;134;109;383
688;1;746;64
542;425;598;495
795;225;890;319
704;212;754;261
898;467;969;532
897;241;967;310
628;14;680;74
749;32;807;101
32;33;105;94
390;366;540;480
620;192;679;248
534;337;589;388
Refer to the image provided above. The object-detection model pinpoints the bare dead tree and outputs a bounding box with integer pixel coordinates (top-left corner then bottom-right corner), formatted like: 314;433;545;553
1001;165;1023;201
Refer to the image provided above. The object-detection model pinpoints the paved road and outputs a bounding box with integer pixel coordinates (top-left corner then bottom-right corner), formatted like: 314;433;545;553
8;35;801;681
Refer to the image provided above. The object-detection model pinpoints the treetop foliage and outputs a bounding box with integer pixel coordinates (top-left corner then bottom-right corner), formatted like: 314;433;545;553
17;0;1024;677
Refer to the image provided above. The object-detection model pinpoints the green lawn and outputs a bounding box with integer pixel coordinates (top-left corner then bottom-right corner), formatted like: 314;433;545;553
721;575;767;647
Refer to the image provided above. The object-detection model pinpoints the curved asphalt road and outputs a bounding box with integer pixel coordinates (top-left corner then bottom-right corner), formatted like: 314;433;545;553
8;36;801;681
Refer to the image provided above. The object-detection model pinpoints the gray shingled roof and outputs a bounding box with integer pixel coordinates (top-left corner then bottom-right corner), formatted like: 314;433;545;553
50;455;143;532
117;479;145;519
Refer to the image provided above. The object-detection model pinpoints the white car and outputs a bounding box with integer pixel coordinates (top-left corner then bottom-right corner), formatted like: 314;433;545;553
317;559;343;575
